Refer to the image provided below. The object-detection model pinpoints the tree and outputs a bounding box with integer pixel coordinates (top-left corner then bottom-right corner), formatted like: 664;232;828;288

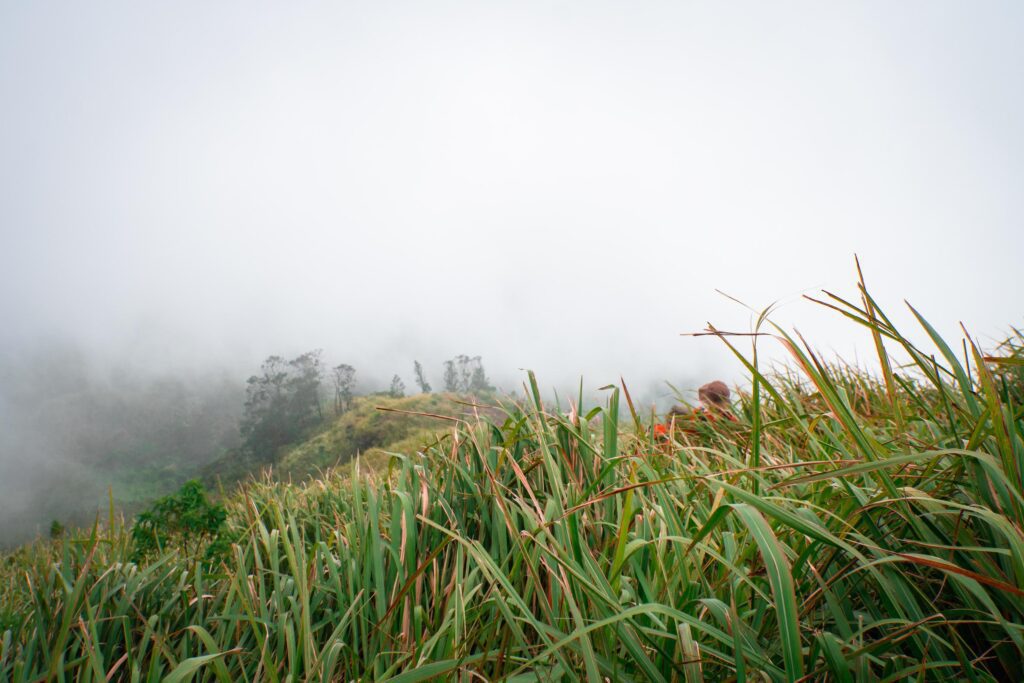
389;374;406;398
413;360;431;393
130;480;228;569
443;359;459;392
241;351;325;463
287;350;323;426
332;364;357;415
241;355;290;463
442;354;494;395
456;354;473;391
469;363;494;393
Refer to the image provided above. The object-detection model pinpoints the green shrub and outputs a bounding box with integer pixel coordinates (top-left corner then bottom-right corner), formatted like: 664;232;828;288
130;479;227;567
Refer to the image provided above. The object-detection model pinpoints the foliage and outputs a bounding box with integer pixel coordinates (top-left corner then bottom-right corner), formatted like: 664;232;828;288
130;480;227;567
413;360;431;393
388;374;405;398
242;351;324;463
3;275;1024;681
332;363;357;414
442;354;494;393
288;350;324;423
443;357;458;392
0;608;18;634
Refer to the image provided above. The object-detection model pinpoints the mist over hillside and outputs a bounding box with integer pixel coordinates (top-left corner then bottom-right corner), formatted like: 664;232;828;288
0;331;711;546
0;340;245;546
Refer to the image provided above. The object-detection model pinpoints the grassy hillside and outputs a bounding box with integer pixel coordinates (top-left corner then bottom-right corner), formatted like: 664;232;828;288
202;392;483;486
2;283;1023;681
279;392;481;477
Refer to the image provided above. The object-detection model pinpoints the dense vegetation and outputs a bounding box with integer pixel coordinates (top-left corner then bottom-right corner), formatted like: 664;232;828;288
2;279;1022;681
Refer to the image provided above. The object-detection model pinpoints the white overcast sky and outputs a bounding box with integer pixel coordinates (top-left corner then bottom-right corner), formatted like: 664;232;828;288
1;1;1022;397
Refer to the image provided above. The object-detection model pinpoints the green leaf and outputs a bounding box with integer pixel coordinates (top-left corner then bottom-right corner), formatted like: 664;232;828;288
163;650;239;683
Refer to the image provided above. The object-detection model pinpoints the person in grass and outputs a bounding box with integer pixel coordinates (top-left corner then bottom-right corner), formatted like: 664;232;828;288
655;380;737;438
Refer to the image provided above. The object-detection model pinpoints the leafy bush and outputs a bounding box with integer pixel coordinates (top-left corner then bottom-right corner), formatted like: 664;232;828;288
130;479;227;567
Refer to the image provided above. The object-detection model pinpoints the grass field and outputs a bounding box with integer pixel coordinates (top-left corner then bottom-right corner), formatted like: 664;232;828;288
2;276;1022;681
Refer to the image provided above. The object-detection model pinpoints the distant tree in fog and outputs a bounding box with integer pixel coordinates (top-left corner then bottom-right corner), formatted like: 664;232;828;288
413;361;431;393
469;362;494;393
332;364;357;414
442;355;494;394
457;355;473;391
242;351;324;463
288;350;323;424
241;356;291;463
443;359;459;392
389;374;406;398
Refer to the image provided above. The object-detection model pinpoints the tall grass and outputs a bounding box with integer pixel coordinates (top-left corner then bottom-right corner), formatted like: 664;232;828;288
2;275;1023;681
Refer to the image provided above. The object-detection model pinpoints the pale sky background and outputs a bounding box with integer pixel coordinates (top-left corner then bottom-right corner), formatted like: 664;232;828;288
1;1;1022;400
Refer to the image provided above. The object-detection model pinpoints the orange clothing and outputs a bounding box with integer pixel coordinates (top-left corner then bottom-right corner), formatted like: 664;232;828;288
655;406;736;439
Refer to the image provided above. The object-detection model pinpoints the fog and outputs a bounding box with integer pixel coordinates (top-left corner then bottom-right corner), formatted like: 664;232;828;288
2;2;1023;544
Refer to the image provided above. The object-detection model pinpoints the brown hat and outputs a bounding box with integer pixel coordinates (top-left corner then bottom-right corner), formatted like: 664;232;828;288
698;381;730;407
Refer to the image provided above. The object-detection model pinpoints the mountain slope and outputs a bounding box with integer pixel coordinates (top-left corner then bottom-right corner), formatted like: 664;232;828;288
202;392;490;485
